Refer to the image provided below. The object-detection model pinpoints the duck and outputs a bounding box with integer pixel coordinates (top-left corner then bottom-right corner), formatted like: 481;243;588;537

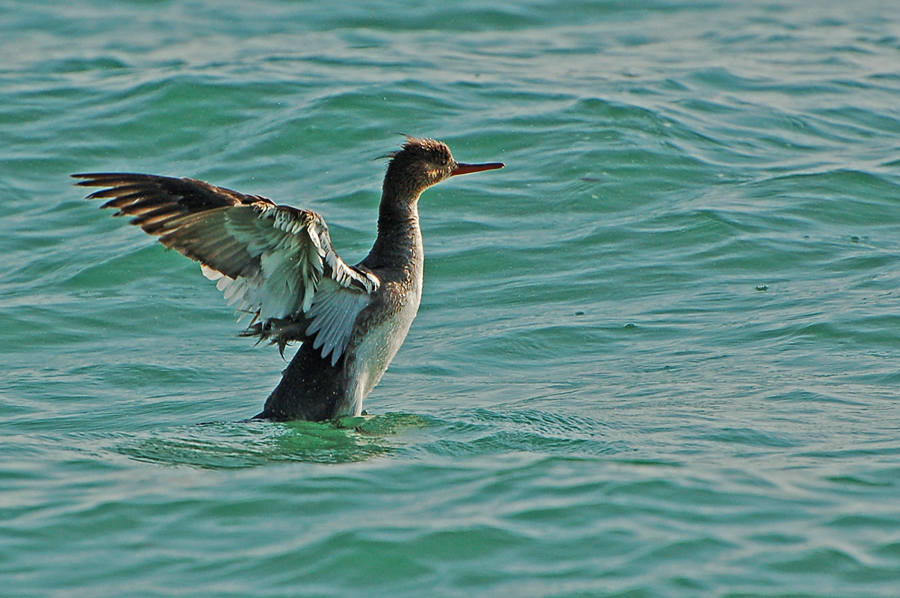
74;137;504;421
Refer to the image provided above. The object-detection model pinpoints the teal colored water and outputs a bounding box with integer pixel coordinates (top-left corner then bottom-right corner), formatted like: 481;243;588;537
3;1;900;596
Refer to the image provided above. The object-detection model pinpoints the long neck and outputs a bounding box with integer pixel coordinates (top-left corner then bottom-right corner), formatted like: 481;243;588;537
362;189;423;275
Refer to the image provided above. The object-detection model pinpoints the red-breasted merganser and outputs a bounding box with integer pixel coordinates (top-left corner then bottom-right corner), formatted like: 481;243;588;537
74;137;503;421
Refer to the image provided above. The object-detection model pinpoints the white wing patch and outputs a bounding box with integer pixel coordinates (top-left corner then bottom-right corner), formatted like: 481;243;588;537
197;204;378;363
218;206;318;320
202;265;257;321
305;278;373;366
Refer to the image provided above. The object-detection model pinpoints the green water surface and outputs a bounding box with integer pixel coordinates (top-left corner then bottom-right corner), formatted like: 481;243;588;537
2;1;900;596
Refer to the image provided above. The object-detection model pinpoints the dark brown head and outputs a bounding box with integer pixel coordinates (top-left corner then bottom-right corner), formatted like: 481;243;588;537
382;137;504;203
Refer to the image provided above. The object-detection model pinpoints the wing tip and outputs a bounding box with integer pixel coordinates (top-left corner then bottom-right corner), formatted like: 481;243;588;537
73;172;154;191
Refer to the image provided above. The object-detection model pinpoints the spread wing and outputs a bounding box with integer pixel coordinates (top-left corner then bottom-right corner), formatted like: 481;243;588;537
74;173;379;365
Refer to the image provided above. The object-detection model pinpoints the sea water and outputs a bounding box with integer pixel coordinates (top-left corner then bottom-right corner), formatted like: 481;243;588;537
2;1;900;596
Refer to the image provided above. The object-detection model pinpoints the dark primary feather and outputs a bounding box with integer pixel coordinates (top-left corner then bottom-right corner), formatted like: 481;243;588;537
74;173;268;234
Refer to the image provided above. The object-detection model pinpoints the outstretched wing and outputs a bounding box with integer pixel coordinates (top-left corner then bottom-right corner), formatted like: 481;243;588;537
74;173;379;365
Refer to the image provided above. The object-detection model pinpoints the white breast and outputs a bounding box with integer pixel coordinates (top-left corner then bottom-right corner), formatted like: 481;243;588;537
339;285;422;417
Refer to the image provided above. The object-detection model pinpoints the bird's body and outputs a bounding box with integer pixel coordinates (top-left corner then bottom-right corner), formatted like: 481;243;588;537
75;137;503;421
258;189;425;421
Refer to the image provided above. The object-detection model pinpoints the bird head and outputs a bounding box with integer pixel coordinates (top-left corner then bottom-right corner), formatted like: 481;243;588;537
383;137;503;202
